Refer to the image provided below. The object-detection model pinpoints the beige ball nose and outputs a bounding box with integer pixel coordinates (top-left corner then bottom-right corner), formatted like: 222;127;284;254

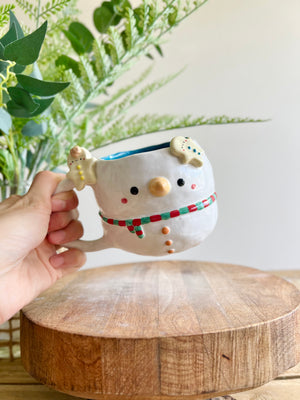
148;177;171;197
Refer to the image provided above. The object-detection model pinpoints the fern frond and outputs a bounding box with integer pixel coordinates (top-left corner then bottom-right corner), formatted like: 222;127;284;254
95;69;184;128
15;0;36;19
89;65;153;118
63;69;86;104
39;0;72;19
139;0;151;34
91;114;266;149
48;117;59;136
78;55;98;91
52;93;72;123
107;26;125;65
148;0;160;27
0;4;15;29
169;0;208;29
92;39;112;80
77;116;91;147
124;7;140;50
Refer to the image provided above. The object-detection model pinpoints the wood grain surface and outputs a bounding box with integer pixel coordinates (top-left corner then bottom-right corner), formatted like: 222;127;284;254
21;261;300;400
1;358;300;400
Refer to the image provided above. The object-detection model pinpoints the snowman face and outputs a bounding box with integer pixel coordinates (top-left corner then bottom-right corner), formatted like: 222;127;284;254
94;145;215;219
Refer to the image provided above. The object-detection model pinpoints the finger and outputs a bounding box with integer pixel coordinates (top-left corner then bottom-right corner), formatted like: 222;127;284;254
47;219;84;245
48;209;79;233
51;190;79;213
26;171;64;209
49;248;86;271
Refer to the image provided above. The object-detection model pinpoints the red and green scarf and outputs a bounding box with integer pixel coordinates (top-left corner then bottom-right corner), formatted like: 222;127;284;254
99;192;217;239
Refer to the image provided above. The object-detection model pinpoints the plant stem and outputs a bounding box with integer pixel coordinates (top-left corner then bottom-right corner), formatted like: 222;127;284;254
36;0;41;29
5;129;20;190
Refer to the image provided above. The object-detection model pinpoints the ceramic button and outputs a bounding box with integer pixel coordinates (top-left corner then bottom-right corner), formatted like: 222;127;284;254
165;240;173;246
168;249;175;254
162;226;170;235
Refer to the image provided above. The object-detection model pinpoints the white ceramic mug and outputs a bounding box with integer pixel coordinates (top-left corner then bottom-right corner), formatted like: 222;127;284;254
56;136;218;256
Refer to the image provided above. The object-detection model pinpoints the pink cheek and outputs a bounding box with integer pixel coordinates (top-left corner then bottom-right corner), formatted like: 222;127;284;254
191;184;196;190
121;198;128;204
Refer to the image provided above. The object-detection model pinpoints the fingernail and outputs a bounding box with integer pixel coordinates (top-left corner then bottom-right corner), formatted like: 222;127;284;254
50;254;64;268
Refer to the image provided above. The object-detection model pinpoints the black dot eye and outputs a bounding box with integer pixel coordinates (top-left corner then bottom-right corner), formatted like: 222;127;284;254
130;186;139;195
177;178;185;187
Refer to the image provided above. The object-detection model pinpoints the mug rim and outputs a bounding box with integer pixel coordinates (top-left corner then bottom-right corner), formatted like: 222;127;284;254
100;141;170;161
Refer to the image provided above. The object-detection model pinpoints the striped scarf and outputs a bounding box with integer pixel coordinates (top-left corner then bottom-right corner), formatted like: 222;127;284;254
99;192;217;239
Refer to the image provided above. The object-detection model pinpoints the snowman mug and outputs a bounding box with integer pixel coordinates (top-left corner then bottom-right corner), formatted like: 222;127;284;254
55;136;218;256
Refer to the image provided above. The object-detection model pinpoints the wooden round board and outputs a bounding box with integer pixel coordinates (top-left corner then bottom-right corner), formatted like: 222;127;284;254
21;261;300;400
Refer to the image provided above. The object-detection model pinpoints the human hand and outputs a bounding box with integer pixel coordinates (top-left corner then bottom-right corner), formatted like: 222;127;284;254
0;171;86;324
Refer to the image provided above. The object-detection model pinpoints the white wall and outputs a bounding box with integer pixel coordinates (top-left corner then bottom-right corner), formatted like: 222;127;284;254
76;0;300;271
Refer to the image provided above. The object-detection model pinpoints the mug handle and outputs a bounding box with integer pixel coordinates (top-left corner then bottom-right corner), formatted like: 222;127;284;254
53;174;110;253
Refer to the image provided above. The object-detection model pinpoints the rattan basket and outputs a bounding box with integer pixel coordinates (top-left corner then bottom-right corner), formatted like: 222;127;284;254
0;313;20;361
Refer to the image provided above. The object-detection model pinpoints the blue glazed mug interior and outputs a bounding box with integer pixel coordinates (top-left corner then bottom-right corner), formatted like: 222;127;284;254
100;142;170;161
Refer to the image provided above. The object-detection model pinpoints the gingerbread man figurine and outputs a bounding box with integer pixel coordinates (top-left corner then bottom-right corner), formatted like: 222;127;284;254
170;136;204;167
66;146;97;191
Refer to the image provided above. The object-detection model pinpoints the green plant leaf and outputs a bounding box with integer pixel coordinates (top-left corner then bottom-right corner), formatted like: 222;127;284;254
16;74;70;96
2;90;10;104
0;148;15;181
168;7;178;26
63;29;85;55
133;6;143;34
124;7;139;50
6;100;35;118
0;42;4;59
112;0;131;15
0;60;9;74
65;22;94;54
0;22;17;47
55;55;81;77
0;108;12;135
26;149;34;169
30;97;55;117
93;2;121;33
8;87;39;112
155;44;163;57
12;63;26;73
22;120;47;136
4;21;47;65
6;96;54;118
9;10;24;39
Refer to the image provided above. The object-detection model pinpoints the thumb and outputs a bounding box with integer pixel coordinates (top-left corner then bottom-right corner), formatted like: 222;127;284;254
26;171;64;208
